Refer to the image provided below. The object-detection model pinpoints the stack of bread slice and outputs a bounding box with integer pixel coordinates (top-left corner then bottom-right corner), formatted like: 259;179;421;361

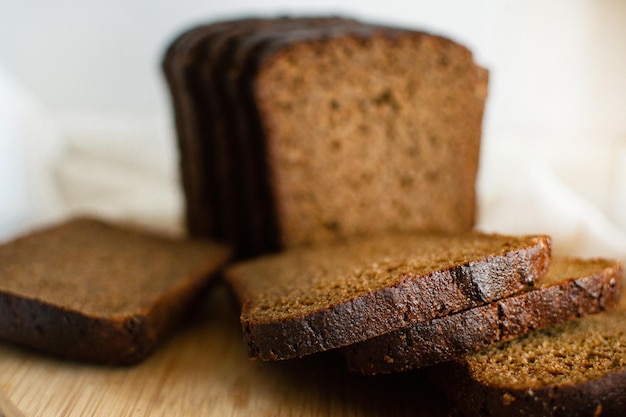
167;16;626;416
0;16;622;416
224;231;623;416
162;17;626;416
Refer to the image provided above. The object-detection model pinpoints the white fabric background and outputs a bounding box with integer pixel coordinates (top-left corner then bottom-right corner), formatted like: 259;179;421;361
0;0;625;265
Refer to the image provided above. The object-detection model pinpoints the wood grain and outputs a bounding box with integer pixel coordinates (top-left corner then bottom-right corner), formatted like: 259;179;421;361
0;282;448;417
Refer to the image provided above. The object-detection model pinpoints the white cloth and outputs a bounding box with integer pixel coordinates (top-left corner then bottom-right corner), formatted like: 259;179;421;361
54;116;184;236
478;150;626;265
0;67;65;241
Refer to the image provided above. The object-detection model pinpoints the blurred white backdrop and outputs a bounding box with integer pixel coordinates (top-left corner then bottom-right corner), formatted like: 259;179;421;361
0;0;625;261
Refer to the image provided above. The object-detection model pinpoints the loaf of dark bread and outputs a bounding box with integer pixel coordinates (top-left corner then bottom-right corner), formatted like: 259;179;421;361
344;257;622;374
162;17;359;257
0;218;231;364
162;17;489;258
225;232;550;360
430;297;626;417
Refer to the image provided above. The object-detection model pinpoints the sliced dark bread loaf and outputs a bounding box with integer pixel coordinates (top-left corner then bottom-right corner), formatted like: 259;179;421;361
430;293;626;417
162;18;488;258
344;257;622;374
0;218;231;364
225;232;550;360
163;17;363;258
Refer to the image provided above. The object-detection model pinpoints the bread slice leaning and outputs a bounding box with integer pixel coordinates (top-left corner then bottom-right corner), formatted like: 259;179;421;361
430;294;626;417
344;257;622;374
225;232;550;360
0;218;231;364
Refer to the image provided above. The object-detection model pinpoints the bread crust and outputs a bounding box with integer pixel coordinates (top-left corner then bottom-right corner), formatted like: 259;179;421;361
162;21;234;238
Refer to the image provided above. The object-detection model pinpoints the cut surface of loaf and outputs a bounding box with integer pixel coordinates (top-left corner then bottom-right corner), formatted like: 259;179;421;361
162;18;489;258
431;305;626;417
344;257;622;374
225;232;550;360
0;218;231;364
254;27;487;250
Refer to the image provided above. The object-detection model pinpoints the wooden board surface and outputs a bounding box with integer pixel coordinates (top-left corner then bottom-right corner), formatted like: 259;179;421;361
0;283;449;417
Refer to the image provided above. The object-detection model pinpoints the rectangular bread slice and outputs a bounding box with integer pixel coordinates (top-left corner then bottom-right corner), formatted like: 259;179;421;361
430;295;626;417
225;232;550;360
344;257;622;374
162;18;488;258
0;218;231;364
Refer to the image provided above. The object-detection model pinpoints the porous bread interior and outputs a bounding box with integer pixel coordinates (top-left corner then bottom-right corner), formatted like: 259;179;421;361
228;233;542;324
465;310;626;388
537;257;620;288
254;31;487;248
0;219;227;317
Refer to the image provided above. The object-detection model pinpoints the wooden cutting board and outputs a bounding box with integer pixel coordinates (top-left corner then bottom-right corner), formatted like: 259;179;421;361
0;283;449;417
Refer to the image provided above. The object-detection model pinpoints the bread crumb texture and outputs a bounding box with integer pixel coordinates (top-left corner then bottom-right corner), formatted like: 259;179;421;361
0;218;229;317
255;30;487;247
467;311;626;388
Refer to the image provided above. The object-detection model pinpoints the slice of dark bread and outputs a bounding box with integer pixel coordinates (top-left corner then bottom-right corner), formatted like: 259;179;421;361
225;232;550;360
430;298;626;417
162;18;488;259
344;257;622;374
0;218;231;364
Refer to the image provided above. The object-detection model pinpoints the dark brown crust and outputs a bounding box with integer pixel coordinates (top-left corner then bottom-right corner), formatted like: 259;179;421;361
0;218;232;365
430;311;626;417
194;19;274;255
433;361;626;417
162;21;234;239
344;258;622;374
0;272;207;365
233;235;551;360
